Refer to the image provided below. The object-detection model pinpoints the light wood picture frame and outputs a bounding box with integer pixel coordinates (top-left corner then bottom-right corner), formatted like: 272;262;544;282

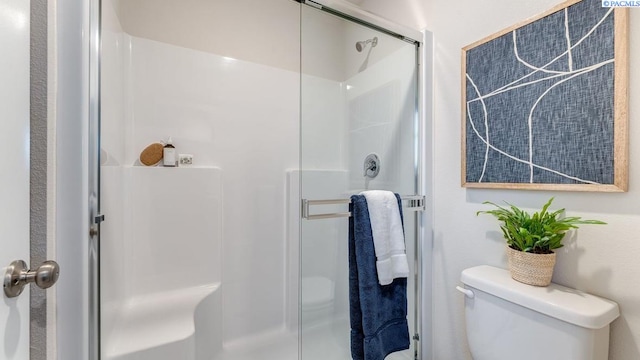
461;0;628;192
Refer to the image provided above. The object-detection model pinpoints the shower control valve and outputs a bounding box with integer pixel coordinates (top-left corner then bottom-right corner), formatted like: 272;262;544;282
363;153;381;179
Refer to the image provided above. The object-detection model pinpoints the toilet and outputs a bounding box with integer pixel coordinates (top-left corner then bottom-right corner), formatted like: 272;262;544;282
301;276;335;327
458;265;620;360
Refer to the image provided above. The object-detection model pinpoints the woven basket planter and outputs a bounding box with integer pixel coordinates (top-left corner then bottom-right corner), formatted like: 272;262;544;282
507;246;557;286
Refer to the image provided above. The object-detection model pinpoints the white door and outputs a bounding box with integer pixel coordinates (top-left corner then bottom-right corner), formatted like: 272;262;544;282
0;0;32;358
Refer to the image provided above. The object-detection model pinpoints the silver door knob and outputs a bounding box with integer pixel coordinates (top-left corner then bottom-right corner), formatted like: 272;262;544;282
3;260;60;298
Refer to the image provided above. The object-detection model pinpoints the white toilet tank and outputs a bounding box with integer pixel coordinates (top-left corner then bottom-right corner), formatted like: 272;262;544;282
459;265;619;360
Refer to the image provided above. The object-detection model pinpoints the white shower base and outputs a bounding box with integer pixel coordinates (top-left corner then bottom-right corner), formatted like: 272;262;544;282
106;305;411;360
217;316;412;360
299;317;413;360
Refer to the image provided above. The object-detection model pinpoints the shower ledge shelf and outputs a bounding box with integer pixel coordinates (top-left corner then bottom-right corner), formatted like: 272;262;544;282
124;165;222;170
105;283;220;358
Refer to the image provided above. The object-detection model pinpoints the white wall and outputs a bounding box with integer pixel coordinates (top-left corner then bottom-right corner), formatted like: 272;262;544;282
115;0;300;73
350;0;428;31
357;0;640;359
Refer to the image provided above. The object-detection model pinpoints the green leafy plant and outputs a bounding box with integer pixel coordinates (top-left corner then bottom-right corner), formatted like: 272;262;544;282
477;197;606;254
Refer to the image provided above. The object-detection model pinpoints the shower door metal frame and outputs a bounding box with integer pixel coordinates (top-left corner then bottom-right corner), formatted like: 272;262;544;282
298;1;425;359
87;0;426;358
89;0;102;359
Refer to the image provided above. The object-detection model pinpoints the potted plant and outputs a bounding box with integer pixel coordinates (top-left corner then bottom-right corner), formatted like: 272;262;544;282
477;197;605;286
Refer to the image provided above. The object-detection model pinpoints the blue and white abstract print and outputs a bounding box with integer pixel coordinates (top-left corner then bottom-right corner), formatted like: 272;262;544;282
464;0;615;185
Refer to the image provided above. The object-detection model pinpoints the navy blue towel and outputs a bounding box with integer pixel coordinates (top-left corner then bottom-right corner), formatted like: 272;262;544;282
349;194;410;360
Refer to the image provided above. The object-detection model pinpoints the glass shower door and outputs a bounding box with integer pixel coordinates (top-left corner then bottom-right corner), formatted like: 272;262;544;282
300;3;420;360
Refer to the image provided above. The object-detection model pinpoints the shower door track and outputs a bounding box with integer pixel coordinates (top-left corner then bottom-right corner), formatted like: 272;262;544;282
295;0;421;45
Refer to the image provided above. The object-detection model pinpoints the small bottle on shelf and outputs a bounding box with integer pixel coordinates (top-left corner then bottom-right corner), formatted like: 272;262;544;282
163;137;177;167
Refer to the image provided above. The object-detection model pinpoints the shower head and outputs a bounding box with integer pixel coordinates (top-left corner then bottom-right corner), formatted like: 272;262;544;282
355;37;378;52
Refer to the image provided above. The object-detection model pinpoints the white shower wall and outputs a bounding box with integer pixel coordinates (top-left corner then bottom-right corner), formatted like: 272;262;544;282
101;32;302;344
344;45;417;194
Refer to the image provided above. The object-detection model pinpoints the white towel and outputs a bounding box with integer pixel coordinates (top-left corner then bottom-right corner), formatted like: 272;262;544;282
360;190;409;285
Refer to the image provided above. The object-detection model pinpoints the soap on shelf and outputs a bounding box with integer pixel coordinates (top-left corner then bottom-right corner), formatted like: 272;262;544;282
163;137;177;167
179;154;193;166
139;143;164;166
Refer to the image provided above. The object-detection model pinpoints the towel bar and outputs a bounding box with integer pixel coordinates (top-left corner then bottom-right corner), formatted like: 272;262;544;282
301;195;425;220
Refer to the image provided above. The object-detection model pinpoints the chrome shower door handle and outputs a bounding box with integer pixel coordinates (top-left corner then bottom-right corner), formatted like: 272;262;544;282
3;260;60;298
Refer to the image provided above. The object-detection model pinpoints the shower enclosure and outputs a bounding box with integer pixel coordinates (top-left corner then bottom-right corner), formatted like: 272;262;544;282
96;0;423;359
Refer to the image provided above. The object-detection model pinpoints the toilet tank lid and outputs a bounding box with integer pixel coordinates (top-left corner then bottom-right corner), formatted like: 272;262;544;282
461;265;620;329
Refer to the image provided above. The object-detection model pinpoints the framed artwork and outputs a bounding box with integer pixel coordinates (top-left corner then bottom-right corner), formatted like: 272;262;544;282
461;0;628;192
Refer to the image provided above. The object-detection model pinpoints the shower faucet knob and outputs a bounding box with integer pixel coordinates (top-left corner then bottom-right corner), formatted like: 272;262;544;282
363;153;381;179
